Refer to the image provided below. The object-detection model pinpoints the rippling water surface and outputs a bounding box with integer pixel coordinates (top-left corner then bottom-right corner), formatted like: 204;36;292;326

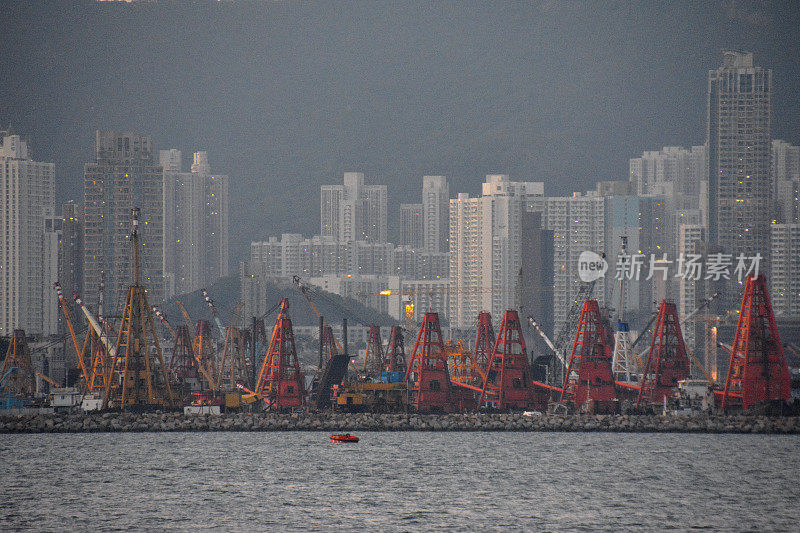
1;432;798;531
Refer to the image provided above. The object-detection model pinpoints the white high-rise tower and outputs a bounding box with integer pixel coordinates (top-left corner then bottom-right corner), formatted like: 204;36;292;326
320;172;387;243
0;131;56;335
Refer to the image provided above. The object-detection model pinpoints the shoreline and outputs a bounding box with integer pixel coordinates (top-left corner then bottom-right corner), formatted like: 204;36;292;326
2;412;800;434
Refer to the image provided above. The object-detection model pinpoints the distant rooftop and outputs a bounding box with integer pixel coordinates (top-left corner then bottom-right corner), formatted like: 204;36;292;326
722;50;754;68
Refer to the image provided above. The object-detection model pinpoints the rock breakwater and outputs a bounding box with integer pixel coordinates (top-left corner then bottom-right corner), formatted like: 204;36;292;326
2;412;800;434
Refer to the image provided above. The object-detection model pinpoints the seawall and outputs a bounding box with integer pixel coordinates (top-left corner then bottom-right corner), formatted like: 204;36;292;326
2;412;800;434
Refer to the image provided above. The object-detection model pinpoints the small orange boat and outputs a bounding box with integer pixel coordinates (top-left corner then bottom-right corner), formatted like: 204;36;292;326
330;433;359;443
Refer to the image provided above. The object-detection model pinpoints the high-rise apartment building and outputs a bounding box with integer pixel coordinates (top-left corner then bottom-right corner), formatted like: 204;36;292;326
194;152;229;286
399;203;424;248
630;145;706;203
42;216;62;335
162;149;201;297
84;131;164;313
770;224;800;319
422;175;449;253
707;52;772;300
320;172;387;243
677;224;726;379
602;196;662;322
161;150;229;297
59;203;84;304
772;140;800;224
629;145;707;258
527;192;606;335
677;224;706;350
448;175;544;329
0;132;56;336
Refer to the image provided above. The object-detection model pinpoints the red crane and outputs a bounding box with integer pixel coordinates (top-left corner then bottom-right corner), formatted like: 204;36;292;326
560;299;616;412
473;311;495;379
384;326;406;373
405;312;453;413
254;298;306;409
636;300;691;407
477;310;541;410
721;275;790;411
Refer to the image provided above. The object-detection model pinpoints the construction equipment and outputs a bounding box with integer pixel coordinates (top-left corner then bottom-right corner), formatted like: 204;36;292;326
477;310;545;411
334;380;407;412
151;305;177;338
72;292;115;393
362;325;385;378
54;282;88;384
528;317;558;358
254;298;306;410
630;292;721;353
169;325;202;394
249;317;268;388
1;367;26;409
445;340;474;386
544;279;598;387
721;275;790;411
636;300;691;407
1;330;36;399
473;312;495;379
192;320;218;390
447;313;491;391
610;236;640;383
175;300;218;392
293;276;345;353
625;292;721;385
35;371;61;389
202;288;227;339
74;293;116;359
217;324;250;391
311;318;352;410
404;312;453;413
560;299;617;413
384;326;406;373
103;208;174;410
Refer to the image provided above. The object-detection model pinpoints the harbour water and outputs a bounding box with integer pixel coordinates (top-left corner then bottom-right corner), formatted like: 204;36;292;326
1;432;798;531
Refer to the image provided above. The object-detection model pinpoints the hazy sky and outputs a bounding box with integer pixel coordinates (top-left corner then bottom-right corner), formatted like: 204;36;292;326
2;1;799;263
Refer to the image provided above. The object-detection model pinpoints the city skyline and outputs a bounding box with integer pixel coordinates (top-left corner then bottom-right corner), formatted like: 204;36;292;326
2;2;799;264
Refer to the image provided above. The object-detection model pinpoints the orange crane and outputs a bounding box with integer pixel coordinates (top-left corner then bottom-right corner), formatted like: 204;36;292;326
177;300;218;391
217;302;251;390
54;282;90;385
36;372;61;389
73;292;116;393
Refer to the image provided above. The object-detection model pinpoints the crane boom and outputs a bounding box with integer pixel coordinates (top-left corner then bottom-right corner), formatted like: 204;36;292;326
527;316;564;364
176;301;196;340
151;305;177;338
54;282;89;383
36;371;61;388
202;289;227;338
73;292;117;359
682;292;721;322
292;276;344;352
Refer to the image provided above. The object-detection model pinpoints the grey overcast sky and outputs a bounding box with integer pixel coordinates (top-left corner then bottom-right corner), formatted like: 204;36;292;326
1;1;799;263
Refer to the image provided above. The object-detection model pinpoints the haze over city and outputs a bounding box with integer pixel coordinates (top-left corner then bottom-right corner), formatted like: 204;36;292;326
2;3;800;530
2;1;799;261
